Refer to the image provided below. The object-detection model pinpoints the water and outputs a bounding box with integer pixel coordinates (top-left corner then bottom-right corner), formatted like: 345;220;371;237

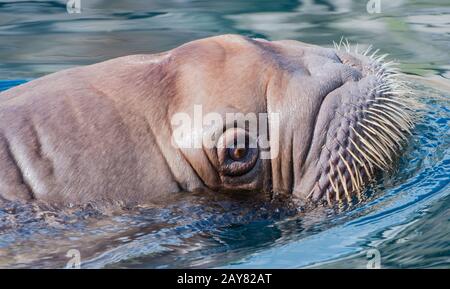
0;0;449;268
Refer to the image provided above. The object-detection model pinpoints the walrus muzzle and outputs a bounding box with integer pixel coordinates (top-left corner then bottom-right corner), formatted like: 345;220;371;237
0;35;416;208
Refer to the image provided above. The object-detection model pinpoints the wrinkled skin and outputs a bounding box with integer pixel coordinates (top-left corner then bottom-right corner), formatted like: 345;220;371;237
0;35;412;208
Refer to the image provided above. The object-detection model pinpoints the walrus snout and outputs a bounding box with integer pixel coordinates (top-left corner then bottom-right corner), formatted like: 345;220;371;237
285;42;417;205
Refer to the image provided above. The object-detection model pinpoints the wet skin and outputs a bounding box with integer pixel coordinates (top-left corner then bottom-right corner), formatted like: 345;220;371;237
0;35;414;208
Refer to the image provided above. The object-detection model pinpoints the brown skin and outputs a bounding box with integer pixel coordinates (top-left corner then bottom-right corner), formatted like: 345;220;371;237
0;34;400;207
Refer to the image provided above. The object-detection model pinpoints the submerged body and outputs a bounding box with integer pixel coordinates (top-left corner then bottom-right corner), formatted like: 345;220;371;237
0;35;414;208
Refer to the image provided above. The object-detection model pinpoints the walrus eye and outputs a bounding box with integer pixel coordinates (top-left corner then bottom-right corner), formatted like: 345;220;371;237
228;147;248;161
217;128;259;177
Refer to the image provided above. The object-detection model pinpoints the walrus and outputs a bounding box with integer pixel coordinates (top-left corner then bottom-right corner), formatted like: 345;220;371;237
0;34;415;208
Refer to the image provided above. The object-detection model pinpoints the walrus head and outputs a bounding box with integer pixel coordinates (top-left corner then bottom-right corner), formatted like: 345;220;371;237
0;34;417;208
167;35;416;207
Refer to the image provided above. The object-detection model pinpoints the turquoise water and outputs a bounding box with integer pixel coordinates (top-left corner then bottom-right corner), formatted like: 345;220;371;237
0;0;449;268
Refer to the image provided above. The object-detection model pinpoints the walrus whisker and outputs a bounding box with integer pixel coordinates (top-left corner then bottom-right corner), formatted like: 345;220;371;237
368;107;412;135
307;181;319;199
363;109;407;136
351;127;390;169
382;63;399;71
378;104;414;128
336;165;351;202
368;125;402;153
376;83;391;90
370;49;380;59
337;36;345;50
343;38;351;52
343;39;351;52
371;105;412;129
339;152;358;193
375;53;389;63
356;137;390;170
349;136;382;172
358;122;398;154
359;128;394;162
346;147;365;170
375;97;410;108
346;144;374;179
365;112;409;142
351;159;363;195
364;46;372;56
362;118;402;145
328;161;340;201
369;101;414;127
354;43;360;54
350;139;374;177
364;117;404;145
389;90;413;97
